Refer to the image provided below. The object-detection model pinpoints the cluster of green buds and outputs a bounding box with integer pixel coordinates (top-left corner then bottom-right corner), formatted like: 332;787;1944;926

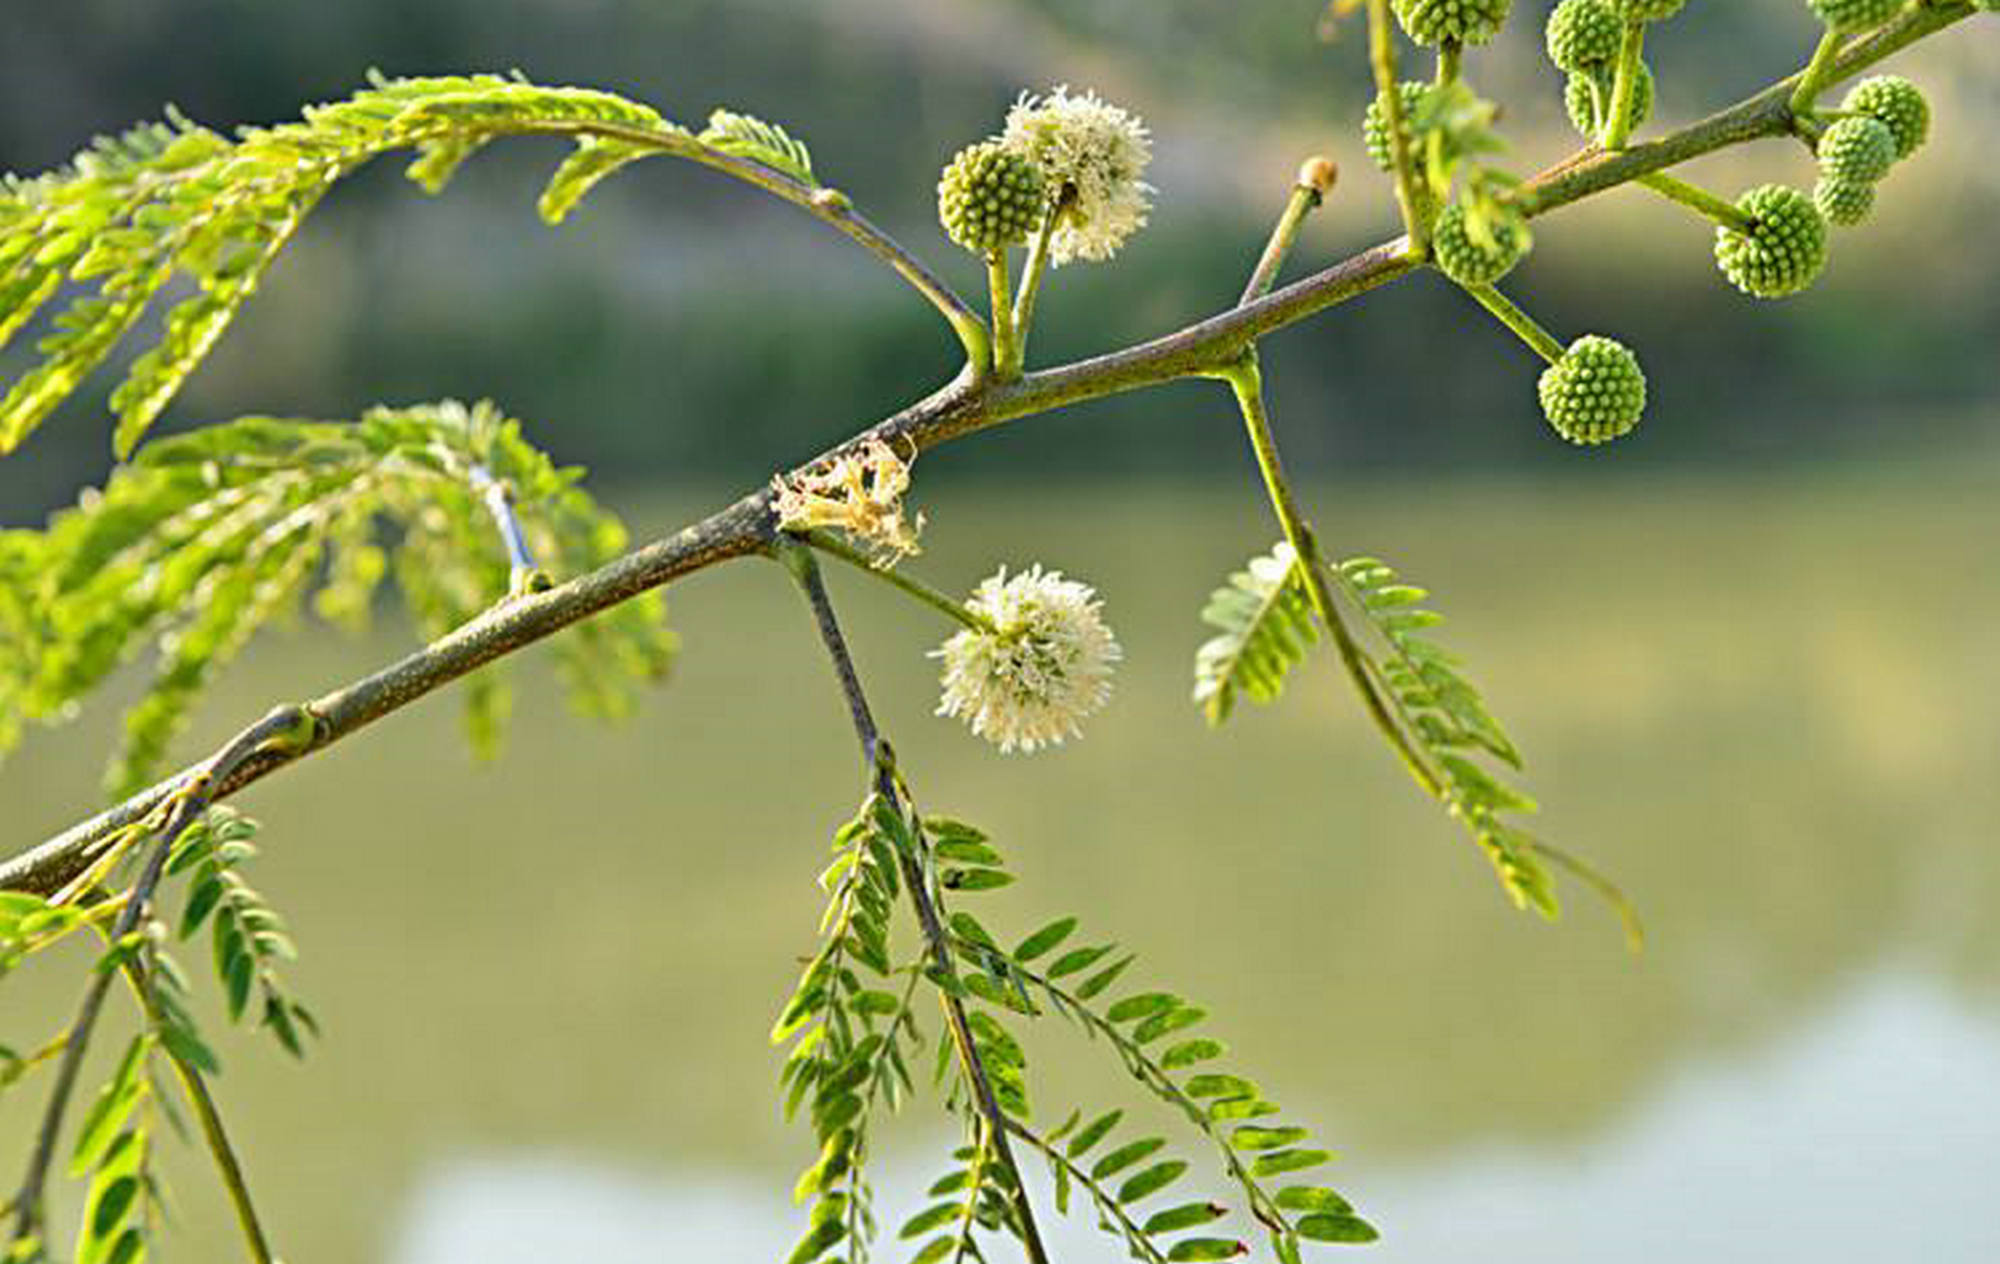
1815;75;1931;227
1391;0;1514;46
1547;0;1663;140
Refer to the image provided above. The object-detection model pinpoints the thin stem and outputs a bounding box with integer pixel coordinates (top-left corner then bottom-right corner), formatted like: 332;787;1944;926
1462;284;1567;365
14;844;170;1241
775;543;1051;1264
1602;22;1648;150
11;705;312;1241
800;530;995;633
1003;1119;1168;1264
457;116;989;367
468;464;544;593
1240;162;1335;306
1365;0;1430;258
1637;170;1754;232
1009;201;1063;374
1790;28;1847;117
986;250;1017;382
1435;40;1462;87
117;960;275;1264
1217;358;1440;797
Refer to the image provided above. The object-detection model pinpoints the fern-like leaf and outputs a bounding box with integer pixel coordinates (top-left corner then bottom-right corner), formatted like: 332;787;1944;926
1192;543;1317;725
698;108;818;186
167;809;318;1056
0;75;722;455
931;824;1374;1261
775;794;928;1264
0;400;674;792
1336;555;1560;919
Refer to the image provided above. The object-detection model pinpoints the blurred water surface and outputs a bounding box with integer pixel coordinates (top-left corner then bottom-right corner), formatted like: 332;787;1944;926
6;472;1999;1261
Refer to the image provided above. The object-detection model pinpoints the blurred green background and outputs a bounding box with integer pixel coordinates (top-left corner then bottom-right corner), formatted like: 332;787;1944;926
5;3;2000;1263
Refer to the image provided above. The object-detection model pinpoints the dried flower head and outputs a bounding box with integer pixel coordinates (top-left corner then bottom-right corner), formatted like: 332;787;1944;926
772;439;922;561
1002;86;1153;266
934;565;1121;753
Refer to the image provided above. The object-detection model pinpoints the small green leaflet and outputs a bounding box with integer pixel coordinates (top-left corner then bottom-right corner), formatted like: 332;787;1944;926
1193;542;1317;725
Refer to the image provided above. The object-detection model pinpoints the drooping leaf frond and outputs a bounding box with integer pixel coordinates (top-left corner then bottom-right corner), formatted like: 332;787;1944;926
1192;542;1317;726
773;794;926;1264
0;74;835;457
697;109;818;187
1335;556;1559;919
932;823;1375;1263
1;400;674;795
166;809;316;1057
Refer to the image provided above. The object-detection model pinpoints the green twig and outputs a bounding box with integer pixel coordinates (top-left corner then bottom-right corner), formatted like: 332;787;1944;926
1636;171;1754;232
987;250;1018;382
1525;840;1646;953
1462;284;1567;365
1240;160;1336;306
1789;28;1847;117
800;529;996;633
1217;357;1441;797
1602;22;1648;150
1365;0;1430;258
118;959;276;1264
1010;201;1064;374
1436;40;1463;87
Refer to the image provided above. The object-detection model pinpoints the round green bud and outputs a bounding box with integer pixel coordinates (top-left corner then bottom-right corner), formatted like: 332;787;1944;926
1563;61;1654;138
1546;0;1623;73
936;141;1045;255
1432;201;1532;287
1538;335;1646;446
1805;0;1905;31
1813;176;1876;228
1392;0;1514;47
1843;75;1930;161
1363;81;1440;173
1610;0;1687;19
1713;184;1828;299
1816;116;1895;186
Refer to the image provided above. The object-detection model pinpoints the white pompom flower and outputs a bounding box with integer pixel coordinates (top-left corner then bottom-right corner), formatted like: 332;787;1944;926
934;565;1122;753
1002;86;1153;266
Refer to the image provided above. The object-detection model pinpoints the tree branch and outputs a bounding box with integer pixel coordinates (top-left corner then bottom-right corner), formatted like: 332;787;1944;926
5;2;1973;896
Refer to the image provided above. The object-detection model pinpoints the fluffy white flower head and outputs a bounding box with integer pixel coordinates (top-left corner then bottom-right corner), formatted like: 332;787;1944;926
934;565;1122;754
1003;86;1153;266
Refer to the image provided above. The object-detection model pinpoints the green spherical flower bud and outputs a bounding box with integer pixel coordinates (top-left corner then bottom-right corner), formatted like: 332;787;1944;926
1432;201;1533;287
936;141;1045;255
1816;116;1895;186
1805;0;1905;32
1843;75;1930;161
1610;0;1687;19
1392;0;1514;47
1563;61;1655;138
1539;335;1646;446
1546;0;1623;73
1713;184;1828;299
1363;82;1433;173
1814;176;1876;228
